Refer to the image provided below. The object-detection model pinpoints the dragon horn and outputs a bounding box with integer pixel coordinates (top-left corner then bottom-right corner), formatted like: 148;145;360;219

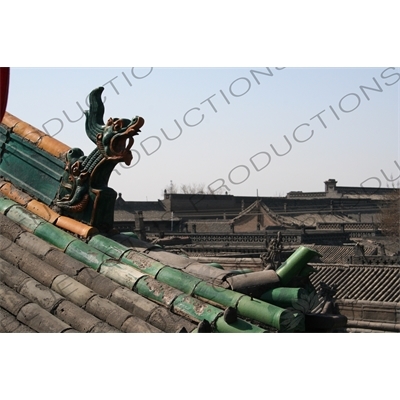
84;87;105;143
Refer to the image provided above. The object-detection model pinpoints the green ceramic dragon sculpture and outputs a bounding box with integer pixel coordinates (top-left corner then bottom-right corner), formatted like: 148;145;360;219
55;87;144;231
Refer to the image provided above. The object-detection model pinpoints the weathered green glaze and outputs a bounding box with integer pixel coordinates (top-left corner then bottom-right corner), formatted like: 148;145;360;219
89;236;304;331
88;234;129;259
0;125;65;205
156;266;203;295
171;295;266;333
236;296;298;332
34;221;75;250
214;316;266;333
0;124;7;148
3;203;44;232
121;251;165;276
100;260;145;289
89;234;165;274
276;246;321;286
193;281;245;308
65;239;109;271
171;294;222;323
0;196;19;214
260;287;309;309
134;276;182;306
297;264;317;278
207;262;224;270
0;202;266;332
133;276;265;333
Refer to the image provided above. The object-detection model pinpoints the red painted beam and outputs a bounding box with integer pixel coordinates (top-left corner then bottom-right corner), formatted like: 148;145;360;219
0;67;10;122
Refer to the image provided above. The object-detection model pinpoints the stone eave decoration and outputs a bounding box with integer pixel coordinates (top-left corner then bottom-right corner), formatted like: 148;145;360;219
55;87;144;232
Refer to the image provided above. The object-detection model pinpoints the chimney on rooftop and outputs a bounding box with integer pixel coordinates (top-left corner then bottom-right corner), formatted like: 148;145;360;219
324;179;338;193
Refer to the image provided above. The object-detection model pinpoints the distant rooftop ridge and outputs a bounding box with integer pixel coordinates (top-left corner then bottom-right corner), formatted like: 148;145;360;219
287;178;397;199
116;178;396;204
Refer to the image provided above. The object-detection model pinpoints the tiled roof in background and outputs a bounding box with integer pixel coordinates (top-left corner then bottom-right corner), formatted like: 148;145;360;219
188;220;231;233
113;209;137;222
307;244;378;264
310;263;400;303
278;213;355;227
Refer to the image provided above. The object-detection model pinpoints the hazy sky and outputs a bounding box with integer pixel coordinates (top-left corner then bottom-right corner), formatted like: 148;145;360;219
6;67;400;200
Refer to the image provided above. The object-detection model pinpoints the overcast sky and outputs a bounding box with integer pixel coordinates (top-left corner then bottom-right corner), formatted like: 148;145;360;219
6;67;399;200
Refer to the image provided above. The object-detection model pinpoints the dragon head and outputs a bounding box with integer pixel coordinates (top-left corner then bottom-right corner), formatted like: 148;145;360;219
102;116;144;164
85;87;145;165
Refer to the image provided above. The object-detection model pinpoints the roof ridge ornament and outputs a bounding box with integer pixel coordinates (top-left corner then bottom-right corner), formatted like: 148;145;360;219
55;87;144;232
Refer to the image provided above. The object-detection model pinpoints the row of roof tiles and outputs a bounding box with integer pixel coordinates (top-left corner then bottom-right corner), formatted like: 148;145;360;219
0;212;196;333
307;244;378;264
1;190;398;332
310;263;400;303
